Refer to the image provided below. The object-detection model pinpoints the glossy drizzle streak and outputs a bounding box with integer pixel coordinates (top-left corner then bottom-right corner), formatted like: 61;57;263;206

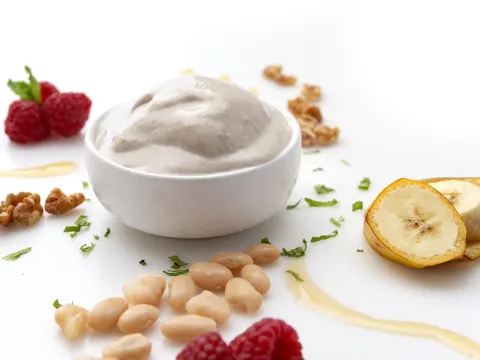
0;161;77;178
287;260;480;359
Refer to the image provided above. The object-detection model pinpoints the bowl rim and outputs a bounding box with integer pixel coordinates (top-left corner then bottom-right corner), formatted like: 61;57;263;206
84;98;301;181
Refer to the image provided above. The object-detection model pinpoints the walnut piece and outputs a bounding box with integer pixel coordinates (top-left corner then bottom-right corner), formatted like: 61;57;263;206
0;192;43;226
45;188;85;215
288;97;309;117
302;84;321;102
263;65;297;86
314;125;340;145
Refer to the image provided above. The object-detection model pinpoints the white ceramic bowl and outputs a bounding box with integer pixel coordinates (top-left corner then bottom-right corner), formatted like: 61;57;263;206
85;100;302;239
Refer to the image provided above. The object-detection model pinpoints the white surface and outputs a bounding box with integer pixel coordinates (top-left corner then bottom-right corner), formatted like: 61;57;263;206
84;99;301;238
1;1;480;359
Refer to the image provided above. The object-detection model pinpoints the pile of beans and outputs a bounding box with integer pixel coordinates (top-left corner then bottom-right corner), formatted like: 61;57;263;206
56;242;280;360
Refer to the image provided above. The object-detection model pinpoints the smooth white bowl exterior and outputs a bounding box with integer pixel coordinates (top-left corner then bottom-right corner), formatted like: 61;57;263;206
85;101;301;239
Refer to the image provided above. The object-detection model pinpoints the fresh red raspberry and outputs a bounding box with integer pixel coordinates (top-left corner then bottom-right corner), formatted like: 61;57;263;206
177;332;233;360
228;318;304;360
4;100;49;143
43;92;92;137
40;82;59;103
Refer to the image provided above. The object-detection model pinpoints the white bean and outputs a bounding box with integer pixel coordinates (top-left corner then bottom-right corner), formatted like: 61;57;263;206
185;290;231;324
168;275;197;312
189;262;233;291
161;315;217;341
225;278;263;313
117;304;160;334
87;297;128;332
103;333;151;360
240;264;271;294
54;304;89;339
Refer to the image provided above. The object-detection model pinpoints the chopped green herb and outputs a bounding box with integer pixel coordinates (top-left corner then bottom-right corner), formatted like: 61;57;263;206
311;230;338;242
93;235;99;240
82;181;89;189
261;238;271;244
281;239;307;258
168;255;188;269
64;225;81;233
341;159;351;166
24;66;41;103
304;149;320;154
314;184;335;195
163;268;189;276
339;216;345;222
53;299;62;309
357;249;364;253
312;167;323;172
358;177;371;190
79;243;96;253
64;215;91;238
304;198;339;207
139;260;147;266
104;228;111;238
75;215;91;228
330;217;342;227
286;199;302;210
352;201;363;211
286;270;304;282
86;198;92;202
2;247;31;261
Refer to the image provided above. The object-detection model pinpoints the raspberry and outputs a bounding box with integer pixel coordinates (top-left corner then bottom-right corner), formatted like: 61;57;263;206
4;100;49;143
228;318;304;360
177;332;233;360
43;93;92;137
40;82;59;103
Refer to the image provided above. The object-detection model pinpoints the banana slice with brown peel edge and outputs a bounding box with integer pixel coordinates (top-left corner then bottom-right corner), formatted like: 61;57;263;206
364;178;467;269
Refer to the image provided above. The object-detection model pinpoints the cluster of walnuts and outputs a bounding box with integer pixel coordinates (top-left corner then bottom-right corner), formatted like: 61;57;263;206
263;65;340;147
0;188;85;227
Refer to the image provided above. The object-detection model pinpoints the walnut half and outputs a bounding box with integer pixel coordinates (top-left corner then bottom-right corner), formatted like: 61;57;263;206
0;192;43;226
263;65;297;86
45;188;85;215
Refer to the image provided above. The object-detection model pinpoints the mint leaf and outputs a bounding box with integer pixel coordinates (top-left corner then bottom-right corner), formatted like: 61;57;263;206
261;238;271;244
163;269;189;276
79;243;96;253
169;255;188;269
24;66;41;103
341;159;351;166
304;198;338;207
280;239;307;258
286;199;302;210
82;181;89;189
104;228;111;238
314;184;335;195
286;270;304;282
304;149;320;154
2;247;31;261
330;217;342;227
352;201;363;211
53;299;62;309
311;230;338;242
358;177;371;190
7;80;34;101
139;260;147;266
357;249;364;253
312;167;323;172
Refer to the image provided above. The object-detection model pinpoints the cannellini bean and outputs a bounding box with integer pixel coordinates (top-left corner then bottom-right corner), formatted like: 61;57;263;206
122;274;166;306
161;315;217;341
240;264;271;294
225;278;263;313
189;262;233;291
185;290;231;324
243;243;280;264
103;333;151;360
117;304;160;334
209;252;253;275
54;304;89;339
168;275;197;312
87;297;128;332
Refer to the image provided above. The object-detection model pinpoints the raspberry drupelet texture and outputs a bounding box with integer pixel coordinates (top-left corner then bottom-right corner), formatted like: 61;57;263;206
228;318;304;360
176;332;233;360
40;82;59;103
43;92;92;137
4;100;49;143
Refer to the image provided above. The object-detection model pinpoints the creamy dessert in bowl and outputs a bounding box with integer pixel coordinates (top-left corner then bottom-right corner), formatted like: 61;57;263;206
85;75;301;238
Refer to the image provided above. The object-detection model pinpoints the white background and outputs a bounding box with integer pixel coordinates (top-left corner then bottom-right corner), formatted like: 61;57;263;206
1;0;480;359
